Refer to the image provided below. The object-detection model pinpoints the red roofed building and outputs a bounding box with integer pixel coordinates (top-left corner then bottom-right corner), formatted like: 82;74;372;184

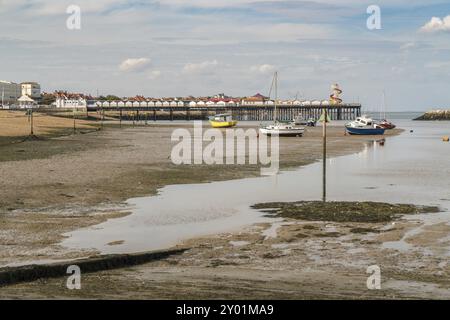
241;93;269;105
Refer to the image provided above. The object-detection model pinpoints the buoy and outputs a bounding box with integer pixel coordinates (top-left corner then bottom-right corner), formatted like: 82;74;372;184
443;136;449;142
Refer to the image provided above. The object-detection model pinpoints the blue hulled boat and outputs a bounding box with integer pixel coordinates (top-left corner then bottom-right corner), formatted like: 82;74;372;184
345;116;385;135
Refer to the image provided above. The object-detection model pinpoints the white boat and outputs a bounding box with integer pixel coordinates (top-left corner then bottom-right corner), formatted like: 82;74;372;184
260;123;305;136
260;72;305;137
345;115;385;135
292;114;316;127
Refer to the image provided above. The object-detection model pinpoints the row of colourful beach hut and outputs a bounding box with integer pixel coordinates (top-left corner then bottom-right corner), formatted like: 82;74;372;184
94;99;335;108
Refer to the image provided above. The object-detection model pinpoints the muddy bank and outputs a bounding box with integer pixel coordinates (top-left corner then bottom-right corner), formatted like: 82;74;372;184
0;119;401;266
0;249;186;287
0;123;402;212
1;201;448;299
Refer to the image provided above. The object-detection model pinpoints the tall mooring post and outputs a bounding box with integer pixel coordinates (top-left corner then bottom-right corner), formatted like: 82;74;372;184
320;108;329;202
30;108;34;136
73;107;76;133
100;108;104;129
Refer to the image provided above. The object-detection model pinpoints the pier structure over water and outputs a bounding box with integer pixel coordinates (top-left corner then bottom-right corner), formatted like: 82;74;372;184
92;103;361;122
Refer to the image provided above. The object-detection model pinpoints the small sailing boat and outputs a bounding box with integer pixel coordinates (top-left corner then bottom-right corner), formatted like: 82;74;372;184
209;113;238;128
345;115;385;135
292;114;316;127
378;119;396;130
378;91;396;129
260;72;305;137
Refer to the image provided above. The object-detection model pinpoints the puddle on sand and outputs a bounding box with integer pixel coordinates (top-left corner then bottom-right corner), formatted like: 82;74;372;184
61;120;450;256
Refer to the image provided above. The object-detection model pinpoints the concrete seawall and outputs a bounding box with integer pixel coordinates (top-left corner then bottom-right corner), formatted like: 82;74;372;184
0;248;187;287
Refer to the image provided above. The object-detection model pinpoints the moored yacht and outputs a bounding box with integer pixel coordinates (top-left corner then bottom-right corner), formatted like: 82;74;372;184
260;122;305;137
259;72;305;137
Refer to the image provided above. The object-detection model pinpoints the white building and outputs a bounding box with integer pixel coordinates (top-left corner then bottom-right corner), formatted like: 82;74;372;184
21;82;41;99
18;95;37;108
55;96;87;109
0;80;22;105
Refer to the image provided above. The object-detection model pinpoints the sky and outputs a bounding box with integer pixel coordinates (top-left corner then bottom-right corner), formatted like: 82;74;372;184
1;0;450;110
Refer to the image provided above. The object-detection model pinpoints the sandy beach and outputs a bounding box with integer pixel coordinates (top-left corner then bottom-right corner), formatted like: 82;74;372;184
1;111;449;299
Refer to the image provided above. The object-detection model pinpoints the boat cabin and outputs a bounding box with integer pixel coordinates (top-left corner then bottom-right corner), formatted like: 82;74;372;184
211;114;233;122
355;116;373;126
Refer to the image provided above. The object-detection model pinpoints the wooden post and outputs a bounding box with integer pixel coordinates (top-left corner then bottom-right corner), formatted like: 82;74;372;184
73;107;76;133
30;108;34;136
101;108;104;129
119;109;122;128
322;108;327;203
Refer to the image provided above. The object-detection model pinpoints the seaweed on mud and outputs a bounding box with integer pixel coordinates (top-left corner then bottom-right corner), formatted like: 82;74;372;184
350;227;382;234
251;201;440;223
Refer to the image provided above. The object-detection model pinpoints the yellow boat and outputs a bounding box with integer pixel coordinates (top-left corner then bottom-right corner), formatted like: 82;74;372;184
209;114;238;128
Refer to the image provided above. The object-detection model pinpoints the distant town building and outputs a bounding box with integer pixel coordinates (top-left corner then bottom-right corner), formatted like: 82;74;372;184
63;86;351;109
55;91;95;109
241;93;268;105
0;80;21;105
21;82;41;99
56;97;86;108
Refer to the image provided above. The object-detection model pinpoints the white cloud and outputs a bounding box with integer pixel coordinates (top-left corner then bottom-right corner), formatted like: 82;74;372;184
182;60;218;74
119;58;151;72
148;70;161;79
420;16;450;33
425;61;450;69
400;42;416;50
0;0;131;15
251;64;276;74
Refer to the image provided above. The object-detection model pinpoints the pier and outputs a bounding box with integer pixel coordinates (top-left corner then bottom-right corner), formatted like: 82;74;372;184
89;104;361;122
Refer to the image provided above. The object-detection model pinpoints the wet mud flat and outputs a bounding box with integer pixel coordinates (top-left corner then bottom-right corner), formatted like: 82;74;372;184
1;201;448;299
0;123;399;267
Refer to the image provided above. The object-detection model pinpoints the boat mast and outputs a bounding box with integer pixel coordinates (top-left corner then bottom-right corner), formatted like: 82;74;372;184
273;71;278;123
382;90;387;119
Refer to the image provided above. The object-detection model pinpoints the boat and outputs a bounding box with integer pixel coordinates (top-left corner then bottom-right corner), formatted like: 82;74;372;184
345;115;385;135
209;113;238;128
260;72;305;137
292;114;316;127
377;91;396;129
260;122;305;137
378;119;396;130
